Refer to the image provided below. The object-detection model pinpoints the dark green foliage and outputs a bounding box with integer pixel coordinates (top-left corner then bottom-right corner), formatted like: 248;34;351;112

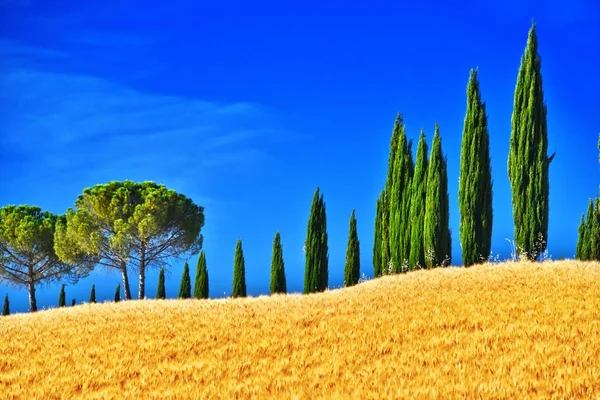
178;261;191;299
373;191;384;277
156;267;166;299
58;284;66;307
71;299;76;307
114;283;121;303
408;130;429;270
389;115;413;273
590;198;600;260
508;22;555;261
459;68;494;267
270;231;287;295
379;190;391;275
423;124;452;268
89;284;96;303
232;239;247;298
194;250;209;299
2;294;9;316
344;210;361;287
304;187;329;293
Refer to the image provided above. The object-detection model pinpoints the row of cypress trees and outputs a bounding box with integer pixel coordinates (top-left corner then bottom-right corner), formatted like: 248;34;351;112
575;134;600;261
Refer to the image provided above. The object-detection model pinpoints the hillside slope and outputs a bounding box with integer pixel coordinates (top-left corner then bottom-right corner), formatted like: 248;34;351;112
1;261;599;399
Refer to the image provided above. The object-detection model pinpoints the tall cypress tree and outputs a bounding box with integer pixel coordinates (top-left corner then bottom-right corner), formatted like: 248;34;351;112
232;239;247;298
58;284;66;307
508;22;555;261
373;192;384;278
194;250;209;299
270;231;287;294
408;129;429;270
156;267;166;299
178;261;191;299
576;214;585;260
89;284;96;303
344;210;361;287
2;294;9;316
304;187;329;293
423;123;451;268
389;115;413;273
459;68;493;267
379;190;391;275
590;198;600;261
114;283;121;302
71;299;76;307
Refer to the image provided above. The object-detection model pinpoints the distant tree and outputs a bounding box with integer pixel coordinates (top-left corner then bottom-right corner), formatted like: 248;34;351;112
459;68;493;267
389;114;413;273
373;191;384;277
408;130;429;270
0;205;93;312
58;284;66;307
178;261;191;299
71;299;76;307
304;187;329;293
89;284;96;303
232;239;247;298
2;294;9;316
114;283;121;303
344;210;361;287
54;181;205;301
269;231;287;295
193;250;209;299
590;198;600;261
156;267;166;299
423;124;452;268
508;22;555;261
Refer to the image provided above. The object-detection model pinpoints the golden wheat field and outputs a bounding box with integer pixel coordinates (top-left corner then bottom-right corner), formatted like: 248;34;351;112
1;261;600;399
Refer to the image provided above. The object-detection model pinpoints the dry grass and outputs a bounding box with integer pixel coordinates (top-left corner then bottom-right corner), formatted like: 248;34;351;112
1;260;600;399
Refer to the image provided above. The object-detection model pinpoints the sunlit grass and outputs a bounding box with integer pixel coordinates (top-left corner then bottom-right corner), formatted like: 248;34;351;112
1;260;599;399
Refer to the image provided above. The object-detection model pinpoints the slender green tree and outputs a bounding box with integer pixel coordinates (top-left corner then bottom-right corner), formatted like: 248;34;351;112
590;198;600;261
178;261;191;299
0;205;93;312
58;284;66;307
304;187;329;293
156;267;166;299
373;191;384;277
459;68;493;267
193;250;209;299
580;200;594;260
232;239;247;298
2;294;9;316
71;299;76;307
389;115;413;273
114;283;121;302
423;124;452;268
508;22;555;261
408;130;429;270
379;190;391;275
89;284;96;303
270;231;287;294
344;210;361;287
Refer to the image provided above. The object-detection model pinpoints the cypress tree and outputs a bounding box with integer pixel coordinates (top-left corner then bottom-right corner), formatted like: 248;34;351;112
178;261;191;299
590;198;600;261
58;284;66;307
423;123;451;268
89;284;96;303
380;190;391;275
389;115;413;273
232;239;247;298
2;294;9;316
114;283;121;302
580;200;594;260
459;68;493;266
508;22;555;261
408;130;429;270
71;299;76;306
193;250;209;299
304;187;329;293
270;231;287;294
575;214;585;260
344;209;361;287
156;267;166;299
373;192;384;277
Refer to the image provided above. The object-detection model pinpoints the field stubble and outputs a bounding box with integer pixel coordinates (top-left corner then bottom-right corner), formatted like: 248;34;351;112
1;260;599;399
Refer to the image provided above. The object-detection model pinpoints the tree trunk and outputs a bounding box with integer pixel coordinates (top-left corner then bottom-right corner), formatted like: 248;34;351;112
138;242;146;300
120;261;132;300
28;280;37;312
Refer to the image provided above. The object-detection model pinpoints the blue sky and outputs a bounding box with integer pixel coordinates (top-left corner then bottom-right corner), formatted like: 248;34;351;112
1;0;599;313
